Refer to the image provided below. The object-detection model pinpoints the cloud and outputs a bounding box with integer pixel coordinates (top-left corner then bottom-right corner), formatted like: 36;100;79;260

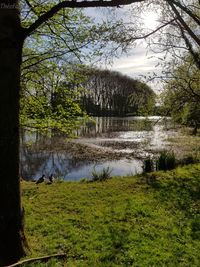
111;45;161;75
83;8;163;92
107;45;163;93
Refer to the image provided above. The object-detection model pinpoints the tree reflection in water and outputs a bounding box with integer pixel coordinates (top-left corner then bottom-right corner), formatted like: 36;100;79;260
20;117;174;181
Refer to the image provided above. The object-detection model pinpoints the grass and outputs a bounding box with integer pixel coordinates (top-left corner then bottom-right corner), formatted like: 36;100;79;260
167;132;200;161
21;164;200;266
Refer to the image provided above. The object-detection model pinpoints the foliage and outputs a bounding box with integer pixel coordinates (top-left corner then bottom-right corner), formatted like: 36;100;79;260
162;54;200;134
143;151;200;176
20;63;88;134
1;0;200;264
21;164;200;266
91;166;112;181
20;4;136;133
21;5;126;67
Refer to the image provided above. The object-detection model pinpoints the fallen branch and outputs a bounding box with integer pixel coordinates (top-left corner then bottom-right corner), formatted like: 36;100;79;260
6;253;67;267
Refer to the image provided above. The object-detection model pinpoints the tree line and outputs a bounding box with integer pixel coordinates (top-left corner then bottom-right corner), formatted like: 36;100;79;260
81;68;155;116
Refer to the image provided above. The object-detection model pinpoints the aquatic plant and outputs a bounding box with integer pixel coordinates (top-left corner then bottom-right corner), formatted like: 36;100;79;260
91;166;112;181
143;157;154;173
143;151;176;174
156;150;176;171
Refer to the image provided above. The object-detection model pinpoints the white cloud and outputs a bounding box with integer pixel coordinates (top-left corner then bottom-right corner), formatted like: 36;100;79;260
108;44;163;92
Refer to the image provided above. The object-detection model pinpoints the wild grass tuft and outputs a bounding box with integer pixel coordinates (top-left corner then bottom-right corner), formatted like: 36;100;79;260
156;150;176;171
91;166;112;182
143;150;176;174
143;157;154;173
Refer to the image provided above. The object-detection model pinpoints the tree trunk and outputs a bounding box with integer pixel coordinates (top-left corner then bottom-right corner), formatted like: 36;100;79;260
0;1;26;265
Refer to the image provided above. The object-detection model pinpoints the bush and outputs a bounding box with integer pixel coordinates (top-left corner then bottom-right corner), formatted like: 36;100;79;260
91;167;112;182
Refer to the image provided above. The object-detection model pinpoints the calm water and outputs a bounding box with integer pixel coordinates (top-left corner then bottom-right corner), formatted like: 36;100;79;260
20;116;178;181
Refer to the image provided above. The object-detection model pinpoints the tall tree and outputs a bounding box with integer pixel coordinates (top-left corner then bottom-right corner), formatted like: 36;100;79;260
0;0;200;265
21;63;86;133
0;2;25;265
162;54;200;134
80;68;155;116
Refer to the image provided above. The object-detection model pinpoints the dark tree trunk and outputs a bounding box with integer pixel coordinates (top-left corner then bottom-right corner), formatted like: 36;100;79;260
0;1;26;265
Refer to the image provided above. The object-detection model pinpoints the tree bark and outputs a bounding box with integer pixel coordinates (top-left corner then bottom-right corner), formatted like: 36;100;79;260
0;1;26;265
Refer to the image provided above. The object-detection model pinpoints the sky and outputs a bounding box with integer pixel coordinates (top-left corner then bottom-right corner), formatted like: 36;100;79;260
84;7;163;93
110;44;162;92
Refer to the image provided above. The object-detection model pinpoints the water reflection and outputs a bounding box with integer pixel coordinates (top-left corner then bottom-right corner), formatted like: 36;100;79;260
20;116;175;181
65;159;143;181
75;116;156;137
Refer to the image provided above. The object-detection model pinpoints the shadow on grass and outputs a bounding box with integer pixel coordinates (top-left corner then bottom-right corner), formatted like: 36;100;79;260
147;165;200;240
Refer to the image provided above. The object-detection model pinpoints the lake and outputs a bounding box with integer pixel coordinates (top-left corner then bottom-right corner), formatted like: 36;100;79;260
20;116;179;181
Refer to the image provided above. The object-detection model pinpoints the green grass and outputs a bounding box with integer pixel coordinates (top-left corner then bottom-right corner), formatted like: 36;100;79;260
22;164;200;266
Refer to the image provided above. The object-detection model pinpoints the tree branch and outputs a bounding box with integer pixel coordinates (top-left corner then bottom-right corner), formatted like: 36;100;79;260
171;0;200;26
24;0;38;16
166;0;200;47
23;0;145;38
178;22;200;70
127;18;177;41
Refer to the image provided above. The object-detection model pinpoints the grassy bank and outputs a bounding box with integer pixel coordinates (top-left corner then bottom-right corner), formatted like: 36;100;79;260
21;164;200;266
167;131;200;160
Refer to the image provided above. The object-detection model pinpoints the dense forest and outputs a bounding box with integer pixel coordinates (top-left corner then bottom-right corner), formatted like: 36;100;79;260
81;68;155;116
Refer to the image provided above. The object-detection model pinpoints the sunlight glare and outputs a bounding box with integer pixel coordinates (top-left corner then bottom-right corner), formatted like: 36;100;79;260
142;11;159;30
